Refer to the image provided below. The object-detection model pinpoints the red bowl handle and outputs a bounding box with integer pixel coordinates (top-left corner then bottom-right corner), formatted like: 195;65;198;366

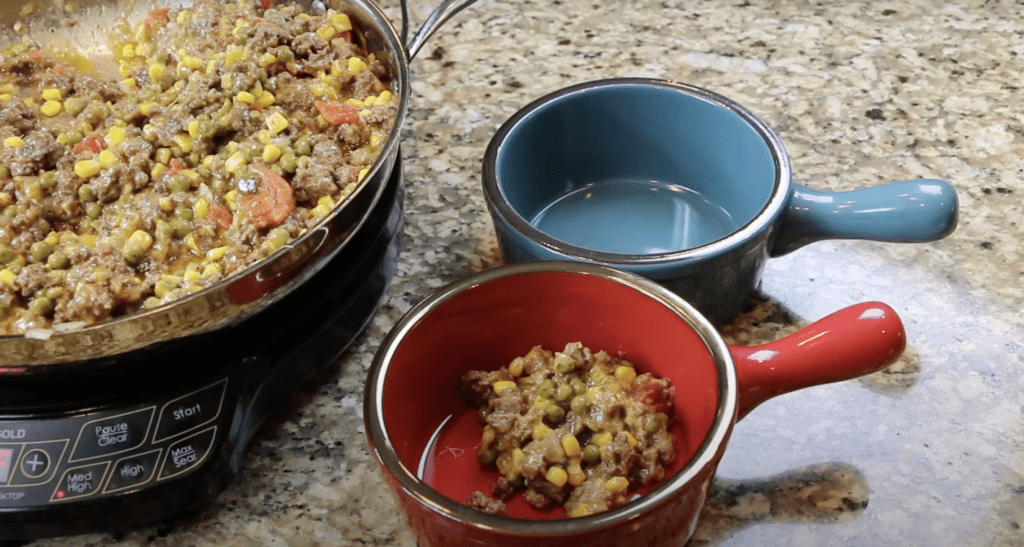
729;302;906;420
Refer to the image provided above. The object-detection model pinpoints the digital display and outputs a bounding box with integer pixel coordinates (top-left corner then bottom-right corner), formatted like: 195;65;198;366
0;448;11;483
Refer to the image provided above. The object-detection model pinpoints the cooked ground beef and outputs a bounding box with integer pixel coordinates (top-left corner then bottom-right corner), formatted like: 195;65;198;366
0;0;397;334
460;342;677;518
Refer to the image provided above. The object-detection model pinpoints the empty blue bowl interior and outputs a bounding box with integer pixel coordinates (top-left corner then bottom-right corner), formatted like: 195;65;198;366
496;84;777;239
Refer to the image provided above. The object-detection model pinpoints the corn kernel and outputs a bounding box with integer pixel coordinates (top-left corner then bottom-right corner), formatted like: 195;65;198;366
122;78;138;88
121;44;136;59
3;136;25;148
345;97;364;107
266;112;288;134
568;504;592;518
605;476;629;493
74;159;101;179
369;133;381;147
567;462;586;487
188;120;200;139
532;423;549;441
225;45;245;66
348;57;367;74
262;144;282;163
492;380;517;394
255;130;273;144
378;90;393;103
173;133;193;153
357;167;369;182
0;94;11;101
41;88;62;101
624;431;638;447
153;278;176;298
202;262;221;277
148;63;165;83
106;126;126;147
194;198;209;219
331;13;352;31
182;169;201;182
0;269;16;287
178;49;203;70
183;270;203;284
481;425;496;446
235;91;255;104
225;152;246;173
560;434;581;458
206;246;228;260
40;100;62;116
151;163;168;179
139;102;159;116
592;431;613;446
545;466;568;488
614;365;637;385
118;60;132;78
183;234;199;253
224;189;238;210
128;229;153;249
316;25;337;41
257;90;275;107
98;149;118;169
0;84;15;94
258;52;277;68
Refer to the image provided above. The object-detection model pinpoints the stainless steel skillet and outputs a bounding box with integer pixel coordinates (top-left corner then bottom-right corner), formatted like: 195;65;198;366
0;0;476;366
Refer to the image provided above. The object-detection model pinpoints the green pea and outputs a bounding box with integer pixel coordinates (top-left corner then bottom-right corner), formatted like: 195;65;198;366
545;404;565;424
0;244;16;264
167;173;191;192
122;241;147;263
0;163;10;179
279;151;297;173
294;136;312;156
46;250;69;270
78;183;96;202
175;205;193;221
85;202;102;219
581;444;601;464
63;129;84;146
570;394;587;416
555;384;573;402
40;171;56;189
2;204;16;217
27;295;54;316
553;354;575;374
170;218;192;239
536;379;554;399
64;97;87;116
29;241;56;262
571;377;586;395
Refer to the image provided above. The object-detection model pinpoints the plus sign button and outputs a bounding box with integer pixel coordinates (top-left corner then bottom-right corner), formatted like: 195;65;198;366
20;450;49;479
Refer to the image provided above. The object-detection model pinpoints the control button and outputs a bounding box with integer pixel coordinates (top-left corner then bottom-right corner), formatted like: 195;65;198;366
10;440;67;486
153;379;227;442
70;407;155;462
20;450;48;478
104;449;161;493
158;427;216;480
0;445;21;485
51;462;109;502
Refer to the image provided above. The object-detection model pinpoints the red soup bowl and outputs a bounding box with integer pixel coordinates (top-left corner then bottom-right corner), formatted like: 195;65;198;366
363;261;905;547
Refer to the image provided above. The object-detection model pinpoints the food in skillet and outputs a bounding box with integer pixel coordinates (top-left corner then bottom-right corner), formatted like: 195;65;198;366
0;0;397;335
459;342;676;517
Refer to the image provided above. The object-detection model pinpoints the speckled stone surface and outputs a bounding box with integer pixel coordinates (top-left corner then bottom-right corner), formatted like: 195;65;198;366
20;0;1024;545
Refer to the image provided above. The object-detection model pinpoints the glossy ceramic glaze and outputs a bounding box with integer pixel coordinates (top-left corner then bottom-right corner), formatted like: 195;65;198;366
482;79;959;324
363;262;906;546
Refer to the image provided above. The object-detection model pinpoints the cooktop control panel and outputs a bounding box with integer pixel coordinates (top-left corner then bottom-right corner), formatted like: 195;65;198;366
0;378;227;508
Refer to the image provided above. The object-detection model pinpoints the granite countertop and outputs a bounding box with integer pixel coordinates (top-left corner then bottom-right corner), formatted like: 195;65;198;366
25;0;1024;545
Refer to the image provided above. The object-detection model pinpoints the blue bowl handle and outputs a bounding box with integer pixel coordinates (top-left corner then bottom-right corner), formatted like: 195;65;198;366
769;179;959;257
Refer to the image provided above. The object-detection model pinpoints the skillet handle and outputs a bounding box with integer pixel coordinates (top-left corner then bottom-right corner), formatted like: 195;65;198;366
769;179;958;257
405;0;480;60
729;302;906;421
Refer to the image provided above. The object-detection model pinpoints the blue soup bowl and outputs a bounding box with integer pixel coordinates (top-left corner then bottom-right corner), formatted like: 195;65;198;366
482;78;959;324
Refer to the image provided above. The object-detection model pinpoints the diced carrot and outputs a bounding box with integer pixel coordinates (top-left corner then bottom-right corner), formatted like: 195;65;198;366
240;164;294;229
631;378;674;415
208;204;232;230
144;8;170;31
73;133;106;154
314;100;360;125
